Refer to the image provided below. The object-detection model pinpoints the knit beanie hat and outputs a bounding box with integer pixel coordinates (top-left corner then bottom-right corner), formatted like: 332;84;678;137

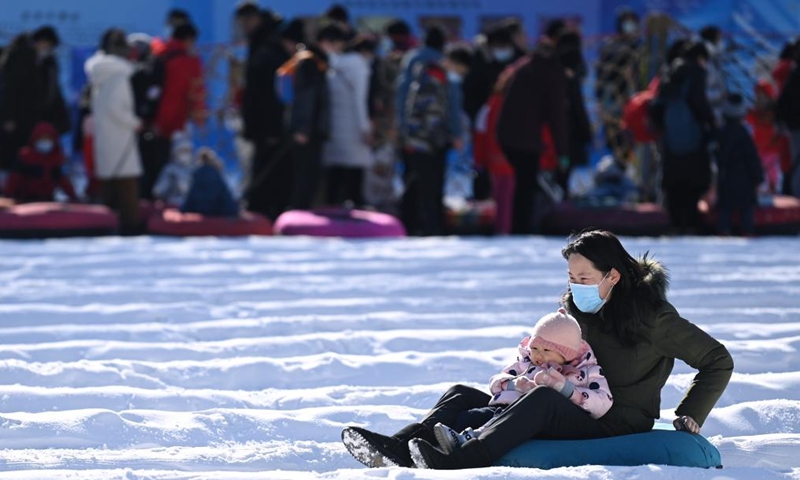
529;308;582;361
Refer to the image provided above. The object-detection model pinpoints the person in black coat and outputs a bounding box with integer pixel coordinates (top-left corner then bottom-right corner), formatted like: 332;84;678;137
235;4;304;220
650;42;716;234
556;31;593;193
0;26;71;171
496;22;569;234
716;94;764;236
287;24;344;210
462;26;523;122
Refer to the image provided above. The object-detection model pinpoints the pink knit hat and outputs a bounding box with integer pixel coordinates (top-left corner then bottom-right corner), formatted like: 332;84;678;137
529;308;582;361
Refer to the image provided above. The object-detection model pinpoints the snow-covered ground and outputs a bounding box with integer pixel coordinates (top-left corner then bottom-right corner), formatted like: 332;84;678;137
0;235;798;480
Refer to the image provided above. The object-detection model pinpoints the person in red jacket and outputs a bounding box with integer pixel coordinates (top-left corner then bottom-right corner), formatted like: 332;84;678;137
746;79;783;193
4;122;77;202
473;68;515;234
144;23;207;201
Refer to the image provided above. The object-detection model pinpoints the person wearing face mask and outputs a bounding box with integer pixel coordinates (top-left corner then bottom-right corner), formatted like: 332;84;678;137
148;23;207;202
4;122;77;202
595;9;644;165
399;44;472;236
321;34;375;207
462;25;522;122
0;25;71;174
341;229;732;470
649;42;716;235
699;25;728;125
151;132;195;207
496;20;569;234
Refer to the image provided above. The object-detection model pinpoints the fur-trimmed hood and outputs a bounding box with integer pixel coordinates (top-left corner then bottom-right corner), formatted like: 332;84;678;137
639;257;669;301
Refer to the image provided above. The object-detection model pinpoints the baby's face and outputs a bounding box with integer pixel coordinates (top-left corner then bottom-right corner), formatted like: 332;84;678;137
529;345;566;367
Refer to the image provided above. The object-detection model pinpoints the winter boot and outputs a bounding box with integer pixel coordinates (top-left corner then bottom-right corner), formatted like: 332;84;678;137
409;437;493;470
342;423;433;468
433;422;476;454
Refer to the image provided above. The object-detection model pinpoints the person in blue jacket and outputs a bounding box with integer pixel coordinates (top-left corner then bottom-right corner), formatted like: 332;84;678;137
181;147;240;217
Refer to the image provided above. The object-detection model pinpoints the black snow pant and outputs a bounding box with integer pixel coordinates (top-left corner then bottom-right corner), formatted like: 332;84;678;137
503;148;541;235
664;186;705;233
325;166;364;206
247;139;292;220
289;139;323;210
412;384;605;462
400;148;447;236
139;134;171;201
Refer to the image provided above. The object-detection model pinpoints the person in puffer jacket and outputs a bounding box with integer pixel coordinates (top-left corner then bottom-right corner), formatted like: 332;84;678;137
431;308;612;453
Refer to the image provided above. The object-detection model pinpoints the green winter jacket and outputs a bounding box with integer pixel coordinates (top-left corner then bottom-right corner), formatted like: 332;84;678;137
564;259;733;437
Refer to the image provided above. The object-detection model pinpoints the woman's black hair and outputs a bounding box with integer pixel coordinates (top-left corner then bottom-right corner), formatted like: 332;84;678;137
561;229;662;345
100;28;129;57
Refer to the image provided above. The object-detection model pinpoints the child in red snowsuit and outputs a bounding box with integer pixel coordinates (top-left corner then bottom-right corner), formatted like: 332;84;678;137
4;122;78;202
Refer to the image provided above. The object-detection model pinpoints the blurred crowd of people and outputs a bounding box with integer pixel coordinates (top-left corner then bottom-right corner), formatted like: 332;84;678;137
1;3;799;237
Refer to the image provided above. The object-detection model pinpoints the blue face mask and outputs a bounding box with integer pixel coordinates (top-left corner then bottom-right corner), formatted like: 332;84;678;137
35;139;54;153
446;70;463;83
570;272;612;314
492;47;514;63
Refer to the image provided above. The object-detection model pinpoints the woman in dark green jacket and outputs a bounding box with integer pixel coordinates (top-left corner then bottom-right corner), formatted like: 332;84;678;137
342;229;733;470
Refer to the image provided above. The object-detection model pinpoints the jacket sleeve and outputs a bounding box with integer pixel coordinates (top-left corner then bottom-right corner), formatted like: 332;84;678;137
290;59;319;136
651;303;734;426
571;363;614;419
352;59;372;135
188;56;207;125
687;67;716;131
152;166;173;200
0;44;36;123
395;52;415;133
57;167;78;200
447;79;464;140
3;171;22;198
109;77;142;131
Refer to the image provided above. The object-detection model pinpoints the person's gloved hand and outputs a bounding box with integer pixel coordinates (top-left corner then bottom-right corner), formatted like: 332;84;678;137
673;415;700;434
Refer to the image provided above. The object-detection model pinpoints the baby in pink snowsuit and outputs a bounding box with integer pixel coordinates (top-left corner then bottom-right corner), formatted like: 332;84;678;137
434;308;613;453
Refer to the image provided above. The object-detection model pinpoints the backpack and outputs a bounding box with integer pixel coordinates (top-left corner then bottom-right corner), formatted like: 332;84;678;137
275;50;323;105
403;61;449;152
661;80;703;155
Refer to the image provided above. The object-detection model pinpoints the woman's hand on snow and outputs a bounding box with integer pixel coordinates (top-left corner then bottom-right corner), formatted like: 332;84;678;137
673;416;700;434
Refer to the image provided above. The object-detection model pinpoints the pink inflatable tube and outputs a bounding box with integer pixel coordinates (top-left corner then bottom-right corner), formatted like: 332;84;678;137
274;208;406;238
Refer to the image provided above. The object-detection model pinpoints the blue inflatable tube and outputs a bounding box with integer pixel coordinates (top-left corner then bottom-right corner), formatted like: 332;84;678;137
495;423;722;469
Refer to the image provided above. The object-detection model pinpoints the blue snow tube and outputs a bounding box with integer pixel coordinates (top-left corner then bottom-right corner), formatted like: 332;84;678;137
495;423;722;469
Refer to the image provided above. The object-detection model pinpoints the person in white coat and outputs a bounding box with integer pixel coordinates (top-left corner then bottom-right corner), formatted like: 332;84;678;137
85;28;143;234
322;36;374;206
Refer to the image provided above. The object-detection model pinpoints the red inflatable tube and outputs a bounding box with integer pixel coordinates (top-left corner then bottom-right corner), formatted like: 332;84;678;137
0;202;119;238
274;208;406;238
147;208;273;237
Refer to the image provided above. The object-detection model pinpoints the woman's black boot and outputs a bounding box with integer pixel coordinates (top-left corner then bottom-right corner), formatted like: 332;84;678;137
408;437;493;469
342;423;434;468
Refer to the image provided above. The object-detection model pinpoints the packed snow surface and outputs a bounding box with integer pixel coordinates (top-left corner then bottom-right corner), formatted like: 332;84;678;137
0;235;798;479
